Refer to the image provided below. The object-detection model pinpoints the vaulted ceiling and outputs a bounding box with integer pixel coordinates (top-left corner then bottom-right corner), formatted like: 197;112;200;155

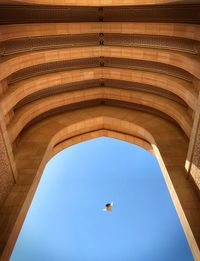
0;2;200;140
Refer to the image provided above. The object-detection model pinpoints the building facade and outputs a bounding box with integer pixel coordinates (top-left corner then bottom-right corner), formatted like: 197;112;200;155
0;1;200;260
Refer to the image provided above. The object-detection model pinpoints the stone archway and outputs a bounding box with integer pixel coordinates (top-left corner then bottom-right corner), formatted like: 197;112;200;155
0;108;200;260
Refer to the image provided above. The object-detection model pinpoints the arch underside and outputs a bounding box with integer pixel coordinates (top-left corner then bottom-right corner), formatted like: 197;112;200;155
0;2;200;261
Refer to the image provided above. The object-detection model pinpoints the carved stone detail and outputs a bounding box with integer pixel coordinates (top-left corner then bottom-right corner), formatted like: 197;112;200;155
191;123;200;190
0;128;14;206
8;57;192;84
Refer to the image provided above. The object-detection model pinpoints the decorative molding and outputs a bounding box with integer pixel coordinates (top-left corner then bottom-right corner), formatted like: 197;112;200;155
1;33;199;57
0;4;200;24
14;78;187;110
8;57;192;84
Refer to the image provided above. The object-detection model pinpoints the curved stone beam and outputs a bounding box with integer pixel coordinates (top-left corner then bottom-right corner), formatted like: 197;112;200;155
7;87;192;142
1;23;200;42
53;129;153;155
1;34;198;57
1;68;196;115
8;57;191;84
49;117;155;150
0;46;199;82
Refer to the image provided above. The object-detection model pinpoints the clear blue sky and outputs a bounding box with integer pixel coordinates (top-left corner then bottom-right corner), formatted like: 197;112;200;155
11;137;193;261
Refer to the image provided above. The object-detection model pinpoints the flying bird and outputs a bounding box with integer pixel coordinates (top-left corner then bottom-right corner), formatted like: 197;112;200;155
103;202;113;212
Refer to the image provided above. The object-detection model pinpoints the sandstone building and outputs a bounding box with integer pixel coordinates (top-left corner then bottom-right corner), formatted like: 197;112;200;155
0;0;200;260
